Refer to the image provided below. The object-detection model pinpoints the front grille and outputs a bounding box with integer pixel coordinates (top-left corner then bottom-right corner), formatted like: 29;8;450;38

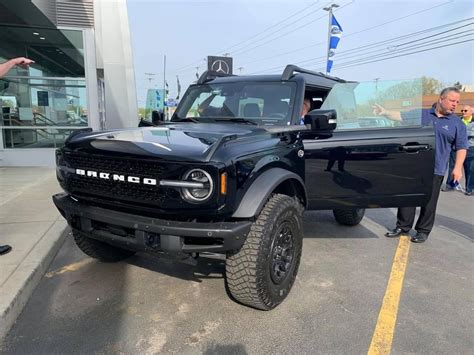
63;152;181;206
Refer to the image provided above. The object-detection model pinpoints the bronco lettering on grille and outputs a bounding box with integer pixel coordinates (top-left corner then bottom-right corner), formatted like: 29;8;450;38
75;169;157;185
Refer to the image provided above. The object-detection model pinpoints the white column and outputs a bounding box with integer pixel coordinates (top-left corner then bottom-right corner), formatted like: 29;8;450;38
93;0;138;129
83;28;100;131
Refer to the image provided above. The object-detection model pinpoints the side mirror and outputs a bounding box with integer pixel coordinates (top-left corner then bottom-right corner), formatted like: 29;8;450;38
152;110;164;125
304;109;337;131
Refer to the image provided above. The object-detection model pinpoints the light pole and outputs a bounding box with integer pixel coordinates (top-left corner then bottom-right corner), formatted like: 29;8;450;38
144;72;156;119
374;77;380;96
323;3;339;75
163;55;167;120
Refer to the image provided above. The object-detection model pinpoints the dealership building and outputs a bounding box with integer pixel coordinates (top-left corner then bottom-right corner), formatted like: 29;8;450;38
0;0;138;166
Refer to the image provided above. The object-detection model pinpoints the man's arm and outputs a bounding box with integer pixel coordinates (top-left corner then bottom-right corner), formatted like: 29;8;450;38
372;103;402;121
452;122;469;182
452;149;467;182
0;57;34;78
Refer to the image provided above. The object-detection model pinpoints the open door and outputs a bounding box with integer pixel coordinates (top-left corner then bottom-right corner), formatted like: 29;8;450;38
303;78;435;210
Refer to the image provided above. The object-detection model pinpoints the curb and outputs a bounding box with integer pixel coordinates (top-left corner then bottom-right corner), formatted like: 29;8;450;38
0;220;69;343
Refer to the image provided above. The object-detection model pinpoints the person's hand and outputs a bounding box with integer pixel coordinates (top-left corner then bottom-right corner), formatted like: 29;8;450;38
14;57;35;68
372;103;387;116
452;167;463;183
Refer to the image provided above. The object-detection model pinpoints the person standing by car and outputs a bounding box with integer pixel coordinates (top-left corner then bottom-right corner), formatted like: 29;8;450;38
0;57;34;255
443;105;473;194
373;87;468;243
460;106;474;195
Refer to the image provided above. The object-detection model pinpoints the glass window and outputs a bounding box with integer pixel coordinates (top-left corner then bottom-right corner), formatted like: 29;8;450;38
1;26;87;149
2;128;82;149
0;27;85;77
321;79;423;130
175;82;297;126
1;78;88;127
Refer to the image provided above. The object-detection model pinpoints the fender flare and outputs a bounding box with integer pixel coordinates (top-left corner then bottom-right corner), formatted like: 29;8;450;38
232;168;307;218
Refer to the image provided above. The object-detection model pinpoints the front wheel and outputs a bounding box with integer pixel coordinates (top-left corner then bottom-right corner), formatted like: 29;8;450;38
333;208;365;226
225;194;303;310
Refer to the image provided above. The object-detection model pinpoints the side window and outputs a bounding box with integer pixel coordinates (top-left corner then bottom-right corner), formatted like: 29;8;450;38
304;88;329;112
321;79;423;131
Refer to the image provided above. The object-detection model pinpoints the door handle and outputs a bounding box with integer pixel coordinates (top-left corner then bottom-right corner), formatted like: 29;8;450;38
401;144;430;152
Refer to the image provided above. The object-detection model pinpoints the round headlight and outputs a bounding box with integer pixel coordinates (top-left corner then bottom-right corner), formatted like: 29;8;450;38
181;169;214;203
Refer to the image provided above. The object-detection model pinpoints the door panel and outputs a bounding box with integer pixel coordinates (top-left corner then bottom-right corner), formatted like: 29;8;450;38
304;126;435;210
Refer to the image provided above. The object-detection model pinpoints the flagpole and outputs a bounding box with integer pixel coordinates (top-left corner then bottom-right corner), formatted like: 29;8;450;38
323;3;339;75
163;54;167;120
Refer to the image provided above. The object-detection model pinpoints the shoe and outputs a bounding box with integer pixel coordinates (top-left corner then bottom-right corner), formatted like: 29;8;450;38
0;245;12;255
385;227;409;238
441;185;453;192
465;191;472;196
411;232;428;243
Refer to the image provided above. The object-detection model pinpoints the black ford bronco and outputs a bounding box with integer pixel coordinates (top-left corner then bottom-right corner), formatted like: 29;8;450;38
53;65;434;310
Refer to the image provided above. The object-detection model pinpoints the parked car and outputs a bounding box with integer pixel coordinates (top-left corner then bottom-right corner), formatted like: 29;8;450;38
53;65;433;310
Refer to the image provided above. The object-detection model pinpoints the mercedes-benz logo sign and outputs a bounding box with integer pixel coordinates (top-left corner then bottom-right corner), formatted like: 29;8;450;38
211;60;230;74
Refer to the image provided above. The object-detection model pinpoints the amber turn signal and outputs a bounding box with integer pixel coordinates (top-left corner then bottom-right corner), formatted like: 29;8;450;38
220;172;227;195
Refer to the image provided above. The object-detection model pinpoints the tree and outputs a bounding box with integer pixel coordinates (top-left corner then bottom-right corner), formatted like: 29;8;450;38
1;98;15;108
421;76;443;94
452;81;462;90
374;76;442;102
138;107;146;119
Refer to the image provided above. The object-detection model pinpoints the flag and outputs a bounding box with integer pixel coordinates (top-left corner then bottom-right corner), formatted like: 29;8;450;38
165;80;169;97
176;75;181;100
326;14;343;74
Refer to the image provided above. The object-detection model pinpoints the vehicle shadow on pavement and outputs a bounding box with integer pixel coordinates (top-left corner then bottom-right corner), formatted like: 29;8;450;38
365;209;473;241
303;210;379;239
435;214;474;241
127;253;226;282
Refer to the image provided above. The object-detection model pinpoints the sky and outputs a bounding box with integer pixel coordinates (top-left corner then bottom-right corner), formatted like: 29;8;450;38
127;0;474;107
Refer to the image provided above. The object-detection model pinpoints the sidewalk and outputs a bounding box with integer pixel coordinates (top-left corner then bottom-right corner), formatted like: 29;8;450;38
0;167;68;342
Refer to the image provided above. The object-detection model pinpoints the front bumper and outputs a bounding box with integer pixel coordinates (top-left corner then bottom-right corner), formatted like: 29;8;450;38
53;193;251;254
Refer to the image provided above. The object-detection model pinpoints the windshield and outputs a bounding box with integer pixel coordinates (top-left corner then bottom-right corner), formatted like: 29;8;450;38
321;78;423;130
174;81;297;126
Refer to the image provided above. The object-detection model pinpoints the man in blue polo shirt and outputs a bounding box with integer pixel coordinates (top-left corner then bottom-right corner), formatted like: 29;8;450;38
373;87;468;243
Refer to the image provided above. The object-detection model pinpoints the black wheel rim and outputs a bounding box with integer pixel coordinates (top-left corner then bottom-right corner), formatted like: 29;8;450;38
270;222;295;285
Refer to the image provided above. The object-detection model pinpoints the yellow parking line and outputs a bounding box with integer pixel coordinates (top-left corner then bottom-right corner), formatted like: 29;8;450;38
45;258;93;278
368;235;411;355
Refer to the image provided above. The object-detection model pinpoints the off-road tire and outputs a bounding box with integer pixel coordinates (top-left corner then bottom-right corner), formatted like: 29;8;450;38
225;194;303;310
333;208;365;226
72;229;135;262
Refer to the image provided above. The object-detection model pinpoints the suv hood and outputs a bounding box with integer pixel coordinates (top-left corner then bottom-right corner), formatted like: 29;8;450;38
65;124;278;162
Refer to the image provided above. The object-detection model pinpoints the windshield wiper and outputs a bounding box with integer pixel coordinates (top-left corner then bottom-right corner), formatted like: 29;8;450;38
215;118;258;125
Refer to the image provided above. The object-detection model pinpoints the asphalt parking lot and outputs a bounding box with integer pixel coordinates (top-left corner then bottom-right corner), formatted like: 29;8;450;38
2;191;473;354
